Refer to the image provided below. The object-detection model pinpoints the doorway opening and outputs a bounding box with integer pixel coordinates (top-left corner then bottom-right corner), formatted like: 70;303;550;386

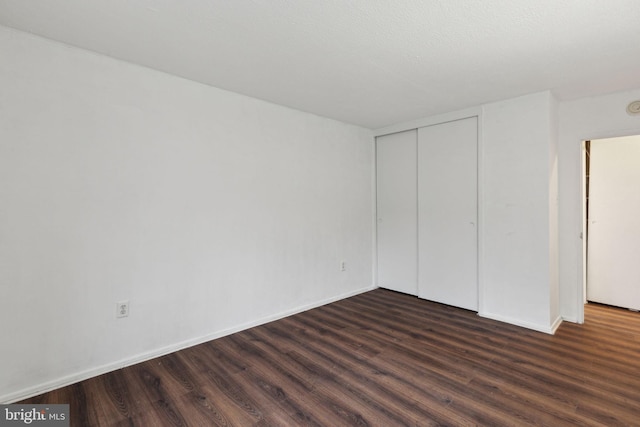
582;134;640;313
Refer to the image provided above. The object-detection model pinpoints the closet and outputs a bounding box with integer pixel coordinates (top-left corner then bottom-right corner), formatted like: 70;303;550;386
376;117;478;311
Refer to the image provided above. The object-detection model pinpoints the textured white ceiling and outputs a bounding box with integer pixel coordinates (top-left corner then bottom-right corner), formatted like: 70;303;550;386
1;0;639;129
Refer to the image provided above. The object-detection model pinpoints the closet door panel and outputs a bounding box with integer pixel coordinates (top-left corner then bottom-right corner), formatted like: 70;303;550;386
376;130;418;295
418;118;477;310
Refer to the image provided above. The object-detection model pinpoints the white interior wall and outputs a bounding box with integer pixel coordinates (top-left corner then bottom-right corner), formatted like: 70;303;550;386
549;96;560;326
480;91;560;333
0;26;374;403
558;88;640;322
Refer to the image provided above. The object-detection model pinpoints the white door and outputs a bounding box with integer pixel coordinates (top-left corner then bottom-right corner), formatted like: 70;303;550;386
418;118;478;311
376;130;418;295
587;135;640;310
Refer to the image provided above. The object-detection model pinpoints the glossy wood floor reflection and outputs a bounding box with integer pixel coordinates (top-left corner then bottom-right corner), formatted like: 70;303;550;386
21;289;640;426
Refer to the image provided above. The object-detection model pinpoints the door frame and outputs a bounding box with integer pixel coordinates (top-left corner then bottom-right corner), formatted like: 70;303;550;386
578;130;640;323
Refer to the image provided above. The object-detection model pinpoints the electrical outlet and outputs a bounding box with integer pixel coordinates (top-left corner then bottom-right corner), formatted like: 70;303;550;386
340;261;346;272
116;300;129;318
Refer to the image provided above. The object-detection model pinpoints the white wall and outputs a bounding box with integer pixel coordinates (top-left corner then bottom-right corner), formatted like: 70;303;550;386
558;88;640;322
0;26;374;402
549;96;560;327
480;91;560;333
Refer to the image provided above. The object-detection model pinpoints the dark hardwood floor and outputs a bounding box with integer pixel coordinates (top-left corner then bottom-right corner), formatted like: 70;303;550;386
20;289;640;426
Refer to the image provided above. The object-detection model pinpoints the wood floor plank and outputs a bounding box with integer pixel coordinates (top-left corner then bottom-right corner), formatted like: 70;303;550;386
18;289;640;426
267;315;508;426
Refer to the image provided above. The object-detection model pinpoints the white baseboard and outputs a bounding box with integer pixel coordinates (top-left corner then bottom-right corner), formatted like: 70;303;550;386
2;285;376;404
561;315;579;324
478;311;563;335
549;315;563;334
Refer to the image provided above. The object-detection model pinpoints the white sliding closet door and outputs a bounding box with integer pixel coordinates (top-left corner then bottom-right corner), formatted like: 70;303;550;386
418;118;478;310
376;130;418;295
